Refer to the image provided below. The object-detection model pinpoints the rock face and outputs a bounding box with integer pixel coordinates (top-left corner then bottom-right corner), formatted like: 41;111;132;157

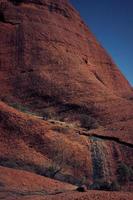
0;0;133;198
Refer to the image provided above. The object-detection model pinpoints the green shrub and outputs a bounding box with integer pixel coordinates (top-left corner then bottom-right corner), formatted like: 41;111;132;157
80;114;99;130
110;180;120;191
8;102;38;116
45;164;62;178
52;126;69;134
0;157;47;177
89;180;111;191
10;103;27;112
43;110;55;120
78;176;88;187
116;162;130;184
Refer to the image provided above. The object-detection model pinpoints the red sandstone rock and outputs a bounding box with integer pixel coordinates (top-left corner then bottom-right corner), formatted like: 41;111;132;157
0;0;133;199
0;0;133;124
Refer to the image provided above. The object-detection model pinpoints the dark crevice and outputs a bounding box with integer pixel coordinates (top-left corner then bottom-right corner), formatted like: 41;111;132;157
0;11;20;25
82;57;88;64
91;134;133;148
0;11;5;22
59;104;85;113
59;103;95;116
80;132;133;148
21;69;34;74
21;70;26;73
8;0;24;6
2;20;20;25
94;72;105;85
28;69;34;72
8;0;44;6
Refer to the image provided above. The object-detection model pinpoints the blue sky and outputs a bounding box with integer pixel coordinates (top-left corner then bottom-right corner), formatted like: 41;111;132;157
70;0;133;86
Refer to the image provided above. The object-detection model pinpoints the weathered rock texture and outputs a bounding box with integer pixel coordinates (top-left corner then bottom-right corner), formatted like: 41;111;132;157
0;0;133;199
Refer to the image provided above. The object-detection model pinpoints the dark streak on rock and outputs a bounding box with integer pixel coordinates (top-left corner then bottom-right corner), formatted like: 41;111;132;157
79;132;133;148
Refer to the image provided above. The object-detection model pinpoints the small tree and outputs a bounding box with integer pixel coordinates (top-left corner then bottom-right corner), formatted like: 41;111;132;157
46;139;69;178
46;139;89;184
46;164;62;178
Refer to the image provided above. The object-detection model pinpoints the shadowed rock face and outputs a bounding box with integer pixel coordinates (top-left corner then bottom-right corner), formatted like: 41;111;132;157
0;0;133;197
0;101;133;191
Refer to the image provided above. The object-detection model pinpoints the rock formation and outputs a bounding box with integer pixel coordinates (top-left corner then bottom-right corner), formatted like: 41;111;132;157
0;0;133;199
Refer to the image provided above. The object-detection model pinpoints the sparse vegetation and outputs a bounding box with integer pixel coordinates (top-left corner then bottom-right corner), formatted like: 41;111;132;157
0;157;45;174
52;126;70;134
116;162;133;184
43;110;55;120
45;139;90;185
80;114;99;130
46;140;71;178
11;103;28;112
11;103;39;116
79;176;88;187
1;97;38;116
110;180;120;191
45;164;63;178
89;179;120;191
89;180;111;191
